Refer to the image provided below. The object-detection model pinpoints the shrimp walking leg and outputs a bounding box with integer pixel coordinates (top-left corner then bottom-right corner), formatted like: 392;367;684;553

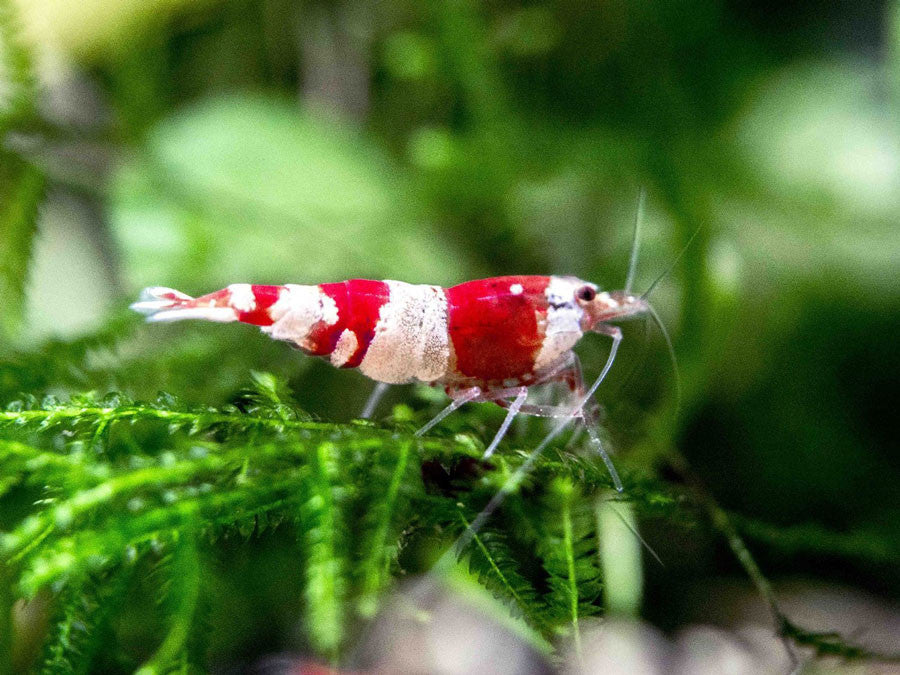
360;382;389;419
416;386;528;454
492;355;587;418
581;405;622;491
583;325;624;491
523;326;624;490
415;387;482;437
482;387;528;459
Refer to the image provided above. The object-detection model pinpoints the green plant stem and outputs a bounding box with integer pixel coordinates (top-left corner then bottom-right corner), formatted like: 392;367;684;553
0;561;13;675
0;0;36;125
560;491;580;658
357;441;411;617
135;533;201;675
0;406;335;433
665;450;800;666
18;481;303;594
302;442;344;659
2;446;262;560
457;511;531;619
732;514;899;565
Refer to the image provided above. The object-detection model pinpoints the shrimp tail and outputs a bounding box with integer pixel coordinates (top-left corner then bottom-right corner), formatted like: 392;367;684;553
130;286;240;323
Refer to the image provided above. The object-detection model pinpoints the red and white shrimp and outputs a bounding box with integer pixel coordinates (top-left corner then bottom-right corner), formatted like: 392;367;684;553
132;275;650;490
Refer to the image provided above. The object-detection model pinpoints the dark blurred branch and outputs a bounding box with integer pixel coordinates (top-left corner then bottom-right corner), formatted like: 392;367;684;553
668;449;900;665
298;1;373;121
664;449;800;667
732;513;900;566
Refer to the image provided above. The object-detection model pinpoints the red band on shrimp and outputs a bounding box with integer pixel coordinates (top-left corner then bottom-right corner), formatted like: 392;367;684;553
305;282;348;356
446;276;550;381
307;280;391;366
235;285;283;326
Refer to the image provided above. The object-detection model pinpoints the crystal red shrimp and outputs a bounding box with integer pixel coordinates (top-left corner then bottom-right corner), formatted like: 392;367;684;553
132;276;649;489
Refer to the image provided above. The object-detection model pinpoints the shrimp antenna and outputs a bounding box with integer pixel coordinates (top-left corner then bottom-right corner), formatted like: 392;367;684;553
647;302;682;416
610;315;651;397
640;224;703;300
624;187;646;294
605;498;665;568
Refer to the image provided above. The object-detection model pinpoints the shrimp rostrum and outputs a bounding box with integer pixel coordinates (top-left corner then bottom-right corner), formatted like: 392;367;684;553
132;275;651;490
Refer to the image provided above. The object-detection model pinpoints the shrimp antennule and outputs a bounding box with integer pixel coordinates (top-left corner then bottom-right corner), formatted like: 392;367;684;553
624;187;646;295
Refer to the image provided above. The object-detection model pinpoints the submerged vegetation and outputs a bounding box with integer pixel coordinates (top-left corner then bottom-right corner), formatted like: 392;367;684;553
0;361;894;670
1;0;898;670
0;372;632;669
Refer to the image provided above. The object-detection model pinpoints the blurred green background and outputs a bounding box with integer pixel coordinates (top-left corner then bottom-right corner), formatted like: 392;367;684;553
2;0;898;666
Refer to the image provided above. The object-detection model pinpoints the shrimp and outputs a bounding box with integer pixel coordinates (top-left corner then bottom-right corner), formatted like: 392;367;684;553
131;275;649;490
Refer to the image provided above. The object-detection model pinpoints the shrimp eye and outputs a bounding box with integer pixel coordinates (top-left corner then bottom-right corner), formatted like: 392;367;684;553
576;285;596;302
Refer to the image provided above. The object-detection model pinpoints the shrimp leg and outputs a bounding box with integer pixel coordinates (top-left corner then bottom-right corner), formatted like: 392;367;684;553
415;387;482;437
360;382;389;419
482;387;528;459
515;326;624;490
415;385;529;458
